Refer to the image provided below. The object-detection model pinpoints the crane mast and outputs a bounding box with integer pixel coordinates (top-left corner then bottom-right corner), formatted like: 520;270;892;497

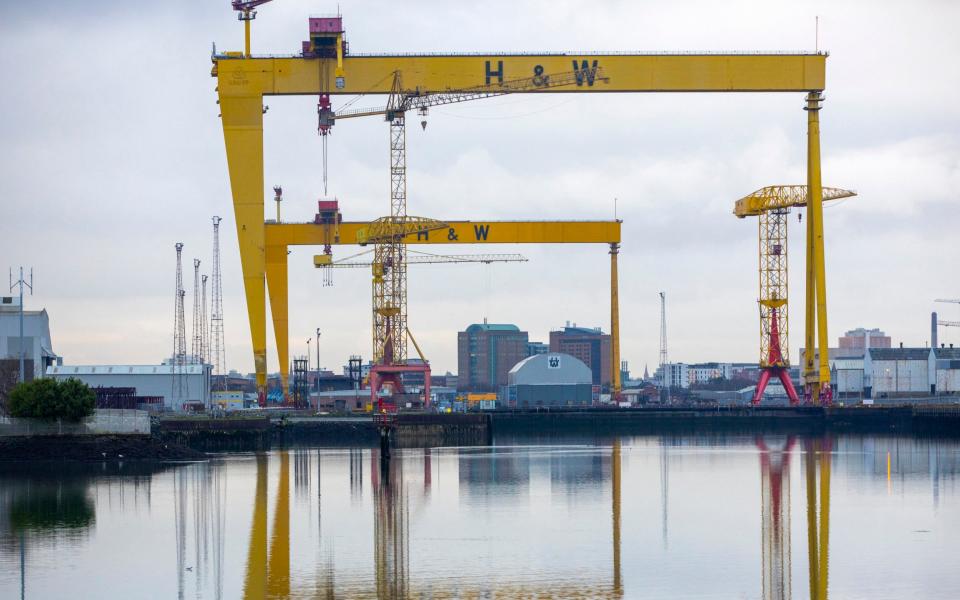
735;185;856;405
328;65;608;408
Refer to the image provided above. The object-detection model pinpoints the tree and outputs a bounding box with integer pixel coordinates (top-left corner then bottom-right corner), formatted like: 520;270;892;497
8;378;96;422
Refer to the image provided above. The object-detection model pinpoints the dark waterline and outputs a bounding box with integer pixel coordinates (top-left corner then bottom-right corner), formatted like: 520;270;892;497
1;433;957;599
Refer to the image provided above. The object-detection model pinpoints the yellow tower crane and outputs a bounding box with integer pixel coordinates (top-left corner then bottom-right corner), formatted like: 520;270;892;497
320;66;607;405
735;185;856;405
315;248;528;406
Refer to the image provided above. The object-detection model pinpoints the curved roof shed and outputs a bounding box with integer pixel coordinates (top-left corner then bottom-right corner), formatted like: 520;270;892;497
508;353;592;386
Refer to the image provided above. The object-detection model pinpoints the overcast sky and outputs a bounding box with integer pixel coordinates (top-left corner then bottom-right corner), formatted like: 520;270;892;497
2;0;958;376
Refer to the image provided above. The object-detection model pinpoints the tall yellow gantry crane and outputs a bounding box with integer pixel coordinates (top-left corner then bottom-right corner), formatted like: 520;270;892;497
735;186;856;404
213;10;829;403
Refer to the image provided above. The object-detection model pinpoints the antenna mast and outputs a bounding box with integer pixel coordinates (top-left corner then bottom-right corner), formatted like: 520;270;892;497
173;244;188;402
191;259;202;364
201;274;209;364
210;216;226;390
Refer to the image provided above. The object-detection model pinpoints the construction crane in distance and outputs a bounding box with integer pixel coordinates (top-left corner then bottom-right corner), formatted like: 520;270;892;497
320;60;608;408
735;185;857;405
936;300;960;331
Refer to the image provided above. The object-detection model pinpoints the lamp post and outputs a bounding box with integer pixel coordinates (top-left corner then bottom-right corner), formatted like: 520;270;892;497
316;328;321;393
306;338;312;407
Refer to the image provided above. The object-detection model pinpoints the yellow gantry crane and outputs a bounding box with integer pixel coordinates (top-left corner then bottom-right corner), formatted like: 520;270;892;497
735;186;856;404
213;10;828;403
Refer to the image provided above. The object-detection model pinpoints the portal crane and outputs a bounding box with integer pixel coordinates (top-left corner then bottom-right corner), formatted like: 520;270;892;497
735;186;856;405
326;65;607;408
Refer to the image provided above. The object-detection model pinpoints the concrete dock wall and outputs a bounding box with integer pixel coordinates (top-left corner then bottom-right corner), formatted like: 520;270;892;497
0;409;150;436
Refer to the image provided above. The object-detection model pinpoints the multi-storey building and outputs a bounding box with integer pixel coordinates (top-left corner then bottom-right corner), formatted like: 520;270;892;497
457;323;529;392
548;325;611;387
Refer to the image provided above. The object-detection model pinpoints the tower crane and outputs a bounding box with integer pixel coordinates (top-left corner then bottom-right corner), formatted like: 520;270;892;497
315;249;528;408
735;185;857;405
936;300;960;331
230;0;273;57
322;65;608;407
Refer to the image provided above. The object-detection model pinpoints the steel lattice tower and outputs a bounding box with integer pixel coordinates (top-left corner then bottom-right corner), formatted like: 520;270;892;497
372;111;409;365
210;216;226;389
659;291;669;399
753;208;800;404
173;243;188;401
201;274;209;364
191;258;202;364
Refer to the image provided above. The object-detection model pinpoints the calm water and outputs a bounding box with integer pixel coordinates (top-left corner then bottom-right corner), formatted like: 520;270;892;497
1;434;958;599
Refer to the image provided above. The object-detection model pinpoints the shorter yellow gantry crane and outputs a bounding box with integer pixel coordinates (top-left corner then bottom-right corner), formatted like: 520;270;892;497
735;185;856;405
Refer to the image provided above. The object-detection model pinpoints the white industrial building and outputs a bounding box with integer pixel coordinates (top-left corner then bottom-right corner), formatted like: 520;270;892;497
657;363;690;389
47;364;211;411
688;362;734;384
655;362;734;389
817;346;960;399
0;296;61;380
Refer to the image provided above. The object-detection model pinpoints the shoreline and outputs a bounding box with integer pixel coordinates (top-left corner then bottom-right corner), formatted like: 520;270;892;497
0;434;207;462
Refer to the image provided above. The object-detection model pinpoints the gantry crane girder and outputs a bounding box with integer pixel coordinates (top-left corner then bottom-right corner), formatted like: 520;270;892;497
265;220;622;396
213;18;828;400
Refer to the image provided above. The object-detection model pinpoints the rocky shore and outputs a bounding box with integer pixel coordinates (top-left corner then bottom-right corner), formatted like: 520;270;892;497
0;434;207;462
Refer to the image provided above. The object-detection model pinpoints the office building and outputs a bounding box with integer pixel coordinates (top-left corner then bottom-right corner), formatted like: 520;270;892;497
548;325;611;387
458;323;529;392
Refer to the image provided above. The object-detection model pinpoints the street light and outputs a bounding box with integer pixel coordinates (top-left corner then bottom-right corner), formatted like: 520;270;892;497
316;328;321;394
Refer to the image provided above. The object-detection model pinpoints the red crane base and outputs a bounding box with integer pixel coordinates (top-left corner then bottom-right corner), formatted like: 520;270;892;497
369;363;432;411
753;367;800;406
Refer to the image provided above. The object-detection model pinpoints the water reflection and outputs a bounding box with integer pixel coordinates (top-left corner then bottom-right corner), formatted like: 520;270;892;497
2;435;959;599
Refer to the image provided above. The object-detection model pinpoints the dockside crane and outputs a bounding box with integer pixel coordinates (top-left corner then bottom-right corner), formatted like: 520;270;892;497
735;185;856;405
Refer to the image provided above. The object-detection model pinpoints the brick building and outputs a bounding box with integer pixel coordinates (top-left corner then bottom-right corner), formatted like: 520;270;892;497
548;325;611;388
838;328;891;350
457;323;529;392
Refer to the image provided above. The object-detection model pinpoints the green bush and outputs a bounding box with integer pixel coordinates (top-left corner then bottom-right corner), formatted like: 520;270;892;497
8;378;96;422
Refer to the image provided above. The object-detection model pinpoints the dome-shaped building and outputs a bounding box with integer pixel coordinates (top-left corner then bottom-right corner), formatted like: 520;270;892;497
505;353;595;408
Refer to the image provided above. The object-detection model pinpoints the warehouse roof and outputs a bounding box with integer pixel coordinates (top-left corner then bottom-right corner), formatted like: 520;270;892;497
508;353;592;386
48;364;207;376
868;348;932;361
934;347;960;360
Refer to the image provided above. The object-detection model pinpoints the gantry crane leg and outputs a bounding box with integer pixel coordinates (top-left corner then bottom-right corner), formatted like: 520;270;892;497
610;243;621;397
266;244;290;400
803;91;831;405
220;92;269;405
